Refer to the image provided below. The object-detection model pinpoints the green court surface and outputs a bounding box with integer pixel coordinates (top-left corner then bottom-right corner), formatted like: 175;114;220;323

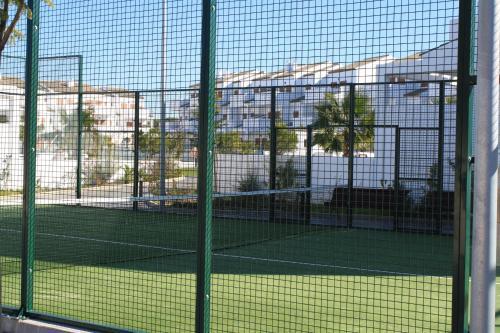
0;204;469;332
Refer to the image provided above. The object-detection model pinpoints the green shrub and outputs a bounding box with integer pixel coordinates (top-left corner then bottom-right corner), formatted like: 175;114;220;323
122;165;134;184
238;173;264;192
276;159;297;189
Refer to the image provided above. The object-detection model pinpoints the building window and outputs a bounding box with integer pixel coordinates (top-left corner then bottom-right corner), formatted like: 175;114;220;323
126;121;133;127
233;89;240;95
304;139;307;147
293;111;299;118
243;114;247;119
216;91;223;99
0;114;7;123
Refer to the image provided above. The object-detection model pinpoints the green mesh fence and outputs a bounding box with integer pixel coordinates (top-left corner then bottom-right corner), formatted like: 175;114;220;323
0;0;478;332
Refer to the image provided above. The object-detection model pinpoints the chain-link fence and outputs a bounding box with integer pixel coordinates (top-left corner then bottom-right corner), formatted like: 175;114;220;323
0;0;479;332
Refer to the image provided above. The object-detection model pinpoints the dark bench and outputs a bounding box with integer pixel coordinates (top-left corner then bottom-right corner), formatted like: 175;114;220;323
420;191;454;220
327;187;410;211
327;187;455;221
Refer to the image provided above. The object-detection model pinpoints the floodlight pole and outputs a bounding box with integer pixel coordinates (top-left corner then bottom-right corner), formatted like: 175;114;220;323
471;0;499;332
159;0;167;205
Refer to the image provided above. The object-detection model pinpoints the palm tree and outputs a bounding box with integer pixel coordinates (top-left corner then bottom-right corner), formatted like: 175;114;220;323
313;91;374;157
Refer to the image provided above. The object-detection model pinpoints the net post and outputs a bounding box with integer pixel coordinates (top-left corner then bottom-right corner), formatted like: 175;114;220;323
347;84;355;229
195;0;217;332
133;91;140;211
269;87;277;224
452;0;475;331
21;0;41;316
437;81;445;235
393;126;400;231
305;125;312;224
76;55;83;199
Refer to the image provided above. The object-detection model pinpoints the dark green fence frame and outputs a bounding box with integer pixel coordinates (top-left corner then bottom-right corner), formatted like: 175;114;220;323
195;0;217;332
75;55;84;199
268;87;277;224
453;0;476;331
20;0;40;316
7;0;477;332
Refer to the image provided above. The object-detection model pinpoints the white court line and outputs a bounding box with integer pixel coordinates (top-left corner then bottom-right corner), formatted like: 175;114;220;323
0;227;458;280
213;253;451;279
0;227;194;254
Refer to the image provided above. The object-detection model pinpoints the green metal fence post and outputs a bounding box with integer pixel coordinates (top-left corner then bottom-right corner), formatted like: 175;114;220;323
393;127;401;231
269;87;277;223
20;0;41;316
76;56;83;199
305;125;312;224
452;0;476;331
133;91;140;211
347;84;355;229
437;81;445;235
195;0;217;332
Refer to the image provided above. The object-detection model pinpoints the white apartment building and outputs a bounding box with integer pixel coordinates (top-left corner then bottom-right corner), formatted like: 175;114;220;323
0;78;152;189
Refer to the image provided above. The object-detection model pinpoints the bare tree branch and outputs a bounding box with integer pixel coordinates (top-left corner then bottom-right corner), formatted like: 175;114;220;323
0;0;10;43
0;2;24;55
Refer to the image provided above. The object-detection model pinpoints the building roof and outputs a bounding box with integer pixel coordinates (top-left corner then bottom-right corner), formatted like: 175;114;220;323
0;76;136;98
327;55;390;74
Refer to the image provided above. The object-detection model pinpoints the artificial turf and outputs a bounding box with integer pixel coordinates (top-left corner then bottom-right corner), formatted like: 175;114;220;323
0;205;457;332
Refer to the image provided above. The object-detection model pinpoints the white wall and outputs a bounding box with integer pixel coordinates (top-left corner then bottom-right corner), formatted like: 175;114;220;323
0;154;77;190
0;153;135;191
215;153;395;204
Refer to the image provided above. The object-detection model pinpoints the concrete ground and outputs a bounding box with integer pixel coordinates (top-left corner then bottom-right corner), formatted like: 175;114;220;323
0;316;93;333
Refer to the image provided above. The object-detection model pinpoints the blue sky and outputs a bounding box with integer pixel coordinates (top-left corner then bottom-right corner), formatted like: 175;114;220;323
2;0;459;91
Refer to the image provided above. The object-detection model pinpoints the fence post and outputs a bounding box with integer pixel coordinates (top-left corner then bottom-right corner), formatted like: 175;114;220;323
269;87;277;223
20;0;41;316
195;0;217;332
305;125;312;224
76;56;83;199
452;0;476;331
133;92;140;211
347;84;355;229
159;0;167;208
437;81;445;235
393;127;401;231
